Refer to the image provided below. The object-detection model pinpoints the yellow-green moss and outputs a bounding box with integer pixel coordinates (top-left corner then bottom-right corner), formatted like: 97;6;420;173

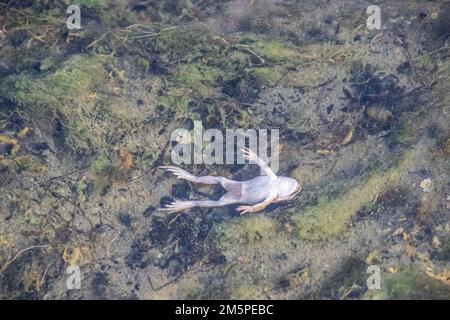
217;215;276;248
25;209;41;225
137;57;150;73
394;120;415;143
242;35;366;67
158;92;190;112
292;147;420;240
0;234;9;247
173;64;229;97
16;156;48;173
365;268;450;300
0;54;138;155
250;67;282;85
0;54;108;112
242;35;298;62
0;135;18;145
89;154;113;177
0;156;47;173
246;41;369;88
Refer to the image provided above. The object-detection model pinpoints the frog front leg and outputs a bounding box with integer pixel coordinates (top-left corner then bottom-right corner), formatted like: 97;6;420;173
241;148;277;180
236;193;278;215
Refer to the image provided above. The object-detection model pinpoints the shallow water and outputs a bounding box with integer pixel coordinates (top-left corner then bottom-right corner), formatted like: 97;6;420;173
0;0;449;300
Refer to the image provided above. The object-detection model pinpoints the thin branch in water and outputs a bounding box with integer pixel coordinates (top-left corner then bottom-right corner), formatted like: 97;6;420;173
0;245;51;274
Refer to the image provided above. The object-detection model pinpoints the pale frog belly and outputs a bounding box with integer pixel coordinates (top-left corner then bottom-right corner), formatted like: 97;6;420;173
239;176;273;204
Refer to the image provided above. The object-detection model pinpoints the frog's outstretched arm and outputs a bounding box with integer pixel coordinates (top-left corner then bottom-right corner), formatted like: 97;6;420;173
236;192;278;214
241;148;277;180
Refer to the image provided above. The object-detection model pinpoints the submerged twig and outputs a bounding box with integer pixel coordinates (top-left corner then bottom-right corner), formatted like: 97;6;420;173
0;245;51;274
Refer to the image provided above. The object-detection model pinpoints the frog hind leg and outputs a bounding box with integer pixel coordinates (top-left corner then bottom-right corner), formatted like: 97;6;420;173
158;193;239;213
159;166;237;188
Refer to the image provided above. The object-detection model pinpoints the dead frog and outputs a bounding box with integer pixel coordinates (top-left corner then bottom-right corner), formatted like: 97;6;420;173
159;148;300;214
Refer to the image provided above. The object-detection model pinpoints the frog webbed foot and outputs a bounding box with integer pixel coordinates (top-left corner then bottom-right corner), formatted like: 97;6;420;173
236;205;255;215
159;166;196;181
158;200;196;213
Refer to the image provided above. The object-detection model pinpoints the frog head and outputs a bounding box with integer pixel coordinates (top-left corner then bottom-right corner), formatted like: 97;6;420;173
277;177;301;201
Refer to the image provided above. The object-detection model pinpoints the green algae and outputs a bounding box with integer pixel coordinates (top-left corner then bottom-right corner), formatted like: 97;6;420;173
0;54;131;154
216;215;276;248
365;268;450;300
393;120;416;144
249;67;282;86
240;35;299;63
0;156;48;174
246;41;370;89
158;92;190;113
0;54;108;113
90;154;113;177
241;34;367;67
292;146;420;240
173;63;229;98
